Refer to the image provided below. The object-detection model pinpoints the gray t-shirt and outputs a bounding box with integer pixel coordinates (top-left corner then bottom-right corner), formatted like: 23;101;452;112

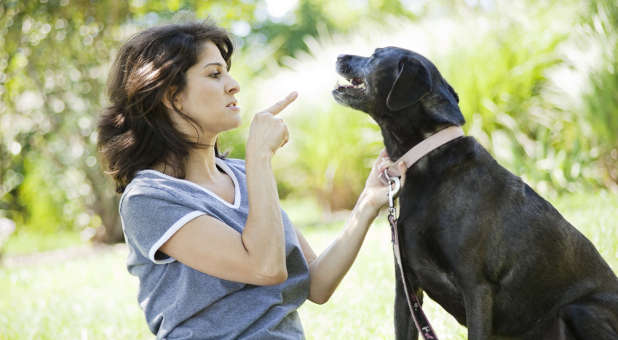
119;157;310;340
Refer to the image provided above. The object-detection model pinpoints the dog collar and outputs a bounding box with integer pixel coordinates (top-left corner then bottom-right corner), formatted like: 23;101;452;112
384;126;465;178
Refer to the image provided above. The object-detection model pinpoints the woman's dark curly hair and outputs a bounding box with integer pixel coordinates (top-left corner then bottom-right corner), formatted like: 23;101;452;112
97;21;233;193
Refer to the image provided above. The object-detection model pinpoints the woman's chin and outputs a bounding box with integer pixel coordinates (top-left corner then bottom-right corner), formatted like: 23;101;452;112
230;114;242;128
221;115;242;131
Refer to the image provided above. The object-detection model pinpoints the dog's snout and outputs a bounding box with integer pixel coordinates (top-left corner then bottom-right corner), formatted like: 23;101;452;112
336;56;352;75
337;54;363;66
336;54;365;77
337;63;350;74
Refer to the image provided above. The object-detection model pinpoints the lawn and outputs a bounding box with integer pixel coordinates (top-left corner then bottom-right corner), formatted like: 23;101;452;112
1;191;616;339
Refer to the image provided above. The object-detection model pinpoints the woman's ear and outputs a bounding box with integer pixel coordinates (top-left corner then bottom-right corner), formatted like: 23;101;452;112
163;86;182;112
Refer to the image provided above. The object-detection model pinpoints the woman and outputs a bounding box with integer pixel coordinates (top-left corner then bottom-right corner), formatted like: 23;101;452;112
97;21;406;339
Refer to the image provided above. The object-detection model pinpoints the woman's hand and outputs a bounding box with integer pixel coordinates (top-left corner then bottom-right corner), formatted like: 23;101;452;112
358;149;407;216
298;149;407;304
246;92;298;158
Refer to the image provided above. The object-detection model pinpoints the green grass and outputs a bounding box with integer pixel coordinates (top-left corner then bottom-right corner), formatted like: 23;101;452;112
1;245;150;340
550;190;618;270
1;192;616;339
3;230;85;256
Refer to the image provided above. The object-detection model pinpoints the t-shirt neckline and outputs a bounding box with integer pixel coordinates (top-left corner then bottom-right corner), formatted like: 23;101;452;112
138;158;241;209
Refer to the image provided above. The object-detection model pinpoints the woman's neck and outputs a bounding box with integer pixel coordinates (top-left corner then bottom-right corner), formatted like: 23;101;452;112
184;146;222;183
152;133;223;183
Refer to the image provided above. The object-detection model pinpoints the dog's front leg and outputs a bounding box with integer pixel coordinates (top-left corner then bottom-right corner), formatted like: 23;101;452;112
463;283;494;340
394;265;419;340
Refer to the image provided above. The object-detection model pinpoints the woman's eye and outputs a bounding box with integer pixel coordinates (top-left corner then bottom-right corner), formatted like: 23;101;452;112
209;72;221;79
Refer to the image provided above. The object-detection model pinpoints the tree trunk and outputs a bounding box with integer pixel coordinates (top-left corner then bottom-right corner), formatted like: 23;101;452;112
85;162;124;244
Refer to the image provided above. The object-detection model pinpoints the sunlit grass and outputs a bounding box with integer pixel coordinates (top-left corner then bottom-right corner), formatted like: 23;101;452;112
550;190;618;270
1;192;616;339
3;230;84;256
1;245;150;340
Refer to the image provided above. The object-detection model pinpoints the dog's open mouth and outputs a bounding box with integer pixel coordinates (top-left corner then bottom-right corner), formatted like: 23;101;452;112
332;58;369;109
334;74;366;94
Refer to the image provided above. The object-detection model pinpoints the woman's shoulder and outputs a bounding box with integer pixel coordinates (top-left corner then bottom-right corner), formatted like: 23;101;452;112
120;170;189;206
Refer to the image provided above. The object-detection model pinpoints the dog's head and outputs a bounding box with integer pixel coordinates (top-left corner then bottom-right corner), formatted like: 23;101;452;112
332;47;465;154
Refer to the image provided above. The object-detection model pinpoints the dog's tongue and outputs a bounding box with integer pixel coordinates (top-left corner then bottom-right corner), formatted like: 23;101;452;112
351;77;363;85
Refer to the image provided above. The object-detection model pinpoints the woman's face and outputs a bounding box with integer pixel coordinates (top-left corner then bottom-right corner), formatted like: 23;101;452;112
171;41;241;139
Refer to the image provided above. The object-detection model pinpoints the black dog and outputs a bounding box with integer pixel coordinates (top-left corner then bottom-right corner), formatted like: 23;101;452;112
333;47;618;340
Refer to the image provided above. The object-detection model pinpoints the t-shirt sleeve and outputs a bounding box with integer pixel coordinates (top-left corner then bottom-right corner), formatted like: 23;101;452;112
119;186;206;264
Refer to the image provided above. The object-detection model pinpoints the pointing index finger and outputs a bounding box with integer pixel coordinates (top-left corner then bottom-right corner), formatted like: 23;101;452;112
265;91;298;115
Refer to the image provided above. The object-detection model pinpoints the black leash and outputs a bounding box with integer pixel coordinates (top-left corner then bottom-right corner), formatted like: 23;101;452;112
385;171;439;340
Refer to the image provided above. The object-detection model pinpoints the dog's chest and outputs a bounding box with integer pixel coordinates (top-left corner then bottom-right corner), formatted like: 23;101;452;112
398;222;467;322
404;240;457;287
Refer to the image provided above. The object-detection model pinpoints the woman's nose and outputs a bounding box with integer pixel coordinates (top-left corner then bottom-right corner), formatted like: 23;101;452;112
226;76;240;95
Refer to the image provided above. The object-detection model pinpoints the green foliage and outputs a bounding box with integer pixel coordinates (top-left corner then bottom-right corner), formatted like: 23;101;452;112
0;0;425;237
252;0;418;63
1;0;617;240
238;0;614;211
14;157;67;234
582;0;618;185
585;59;618;150
435;4;596;197
279;106;382;210
584;55;618;184
128;0;257;24
0;0;134;237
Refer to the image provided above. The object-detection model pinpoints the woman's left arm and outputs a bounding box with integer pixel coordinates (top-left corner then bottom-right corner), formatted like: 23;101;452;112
295;150;406;304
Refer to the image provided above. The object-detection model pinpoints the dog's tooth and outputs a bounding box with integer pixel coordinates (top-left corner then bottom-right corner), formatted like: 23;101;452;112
335;77;345;87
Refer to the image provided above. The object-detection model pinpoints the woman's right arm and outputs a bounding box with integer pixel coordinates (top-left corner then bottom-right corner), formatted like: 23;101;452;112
159;92;297;286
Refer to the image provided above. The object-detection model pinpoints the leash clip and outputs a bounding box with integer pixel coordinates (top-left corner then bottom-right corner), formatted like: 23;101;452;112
383;169;400;216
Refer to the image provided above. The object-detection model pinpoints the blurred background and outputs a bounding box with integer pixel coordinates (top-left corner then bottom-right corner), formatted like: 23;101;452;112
1;0;616;250
0;0;616;338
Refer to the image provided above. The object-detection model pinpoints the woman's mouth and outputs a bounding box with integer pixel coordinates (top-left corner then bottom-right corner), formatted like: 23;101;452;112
226;102;239;111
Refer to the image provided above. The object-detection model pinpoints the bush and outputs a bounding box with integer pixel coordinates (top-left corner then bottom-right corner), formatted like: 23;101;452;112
582;0;618;187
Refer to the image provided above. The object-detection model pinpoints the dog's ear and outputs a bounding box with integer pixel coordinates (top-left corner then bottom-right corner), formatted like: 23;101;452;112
422;78;465;126
386;57;432;111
